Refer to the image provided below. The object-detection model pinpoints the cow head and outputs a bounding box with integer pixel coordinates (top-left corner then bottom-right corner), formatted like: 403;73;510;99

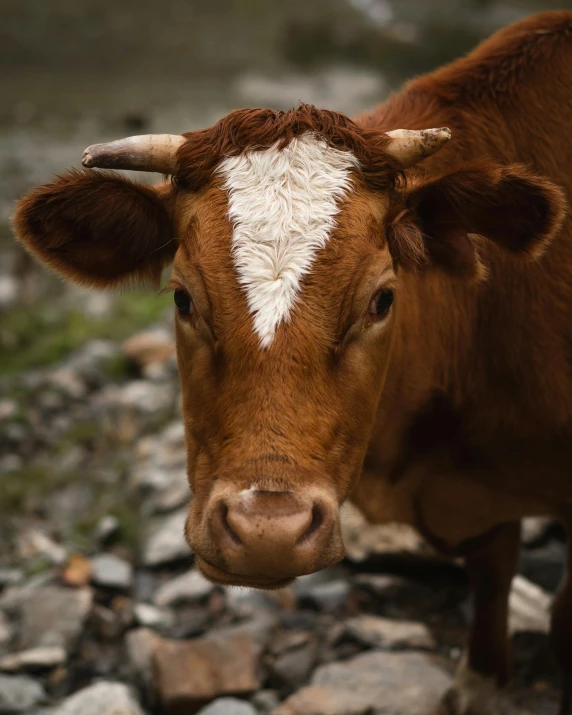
13;105;565;588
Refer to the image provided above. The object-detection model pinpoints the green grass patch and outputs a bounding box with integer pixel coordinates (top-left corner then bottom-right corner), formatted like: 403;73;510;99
0;289;172;375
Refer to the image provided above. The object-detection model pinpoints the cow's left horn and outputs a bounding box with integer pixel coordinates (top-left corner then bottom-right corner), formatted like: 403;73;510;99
385;128;451;168
82;134;186;174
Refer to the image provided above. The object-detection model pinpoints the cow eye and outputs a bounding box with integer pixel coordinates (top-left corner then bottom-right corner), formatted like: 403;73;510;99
174;289;192;315
368;290;393;319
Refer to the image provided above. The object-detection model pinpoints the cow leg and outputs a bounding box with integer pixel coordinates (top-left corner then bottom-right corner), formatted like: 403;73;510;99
442;521;524;715
550;521;572;715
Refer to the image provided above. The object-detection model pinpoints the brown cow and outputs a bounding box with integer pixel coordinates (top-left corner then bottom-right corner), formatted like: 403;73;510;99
12;10;572;714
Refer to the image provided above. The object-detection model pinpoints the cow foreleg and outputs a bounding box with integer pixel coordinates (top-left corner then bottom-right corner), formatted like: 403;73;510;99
442;521;525;715
550;518;572;715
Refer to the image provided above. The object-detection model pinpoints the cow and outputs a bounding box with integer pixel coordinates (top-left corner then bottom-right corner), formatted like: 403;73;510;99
12;10;572;714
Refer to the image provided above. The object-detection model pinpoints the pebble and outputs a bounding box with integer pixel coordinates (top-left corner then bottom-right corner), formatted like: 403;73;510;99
509;575;551;634
17;586;93;650
142;509;191;566
195;697;257;715
276;651;452;715
153;630;261;712
153;569;214;607
134;603;175;631
0;674;46;713
0;646;66;671
298;580;350;612
56;681;144;715
341;614;436;651
91;554;133;590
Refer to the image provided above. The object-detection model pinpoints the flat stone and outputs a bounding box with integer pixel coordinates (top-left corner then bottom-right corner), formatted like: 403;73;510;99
342;615;436;651
195;698;257;715
125;628;162;695
17;586;93;650
56;681;144;715
276;651;452;715
153;631;261;712
91;554;133;590
153;569;214;607
0;646;66;671
142;509;191;567
298;580;350;612
0;674;46;713
509;575;551;634
134;603;175;631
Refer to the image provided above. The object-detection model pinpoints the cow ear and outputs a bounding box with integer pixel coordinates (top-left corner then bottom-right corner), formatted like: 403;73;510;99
387;162;567;279
13;170;176;289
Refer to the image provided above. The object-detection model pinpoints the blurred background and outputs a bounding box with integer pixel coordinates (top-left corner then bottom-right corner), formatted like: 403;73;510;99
1;2;571;714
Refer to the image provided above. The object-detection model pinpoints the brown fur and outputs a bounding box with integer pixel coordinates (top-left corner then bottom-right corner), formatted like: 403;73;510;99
12;10;572;711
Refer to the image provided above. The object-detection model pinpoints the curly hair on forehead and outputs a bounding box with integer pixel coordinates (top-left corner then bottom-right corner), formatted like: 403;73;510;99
175;104;404;193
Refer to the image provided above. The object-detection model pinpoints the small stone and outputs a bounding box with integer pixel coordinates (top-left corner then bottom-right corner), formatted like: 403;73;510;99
17;586;93;650
17;530;67;566
61;554;93;588
0;570;23;588
91;605;126;641
153;569;214;607
142;509;191;567
298;580;350;612
509;575;551;634
0;400;16;421
250;689;280;713
153;631;261;712
95;516;120;544
134;603;175;631
342;615;436;651
91;554;133;590
275;651;452;715
0;674;45;713
122;329;176;367
56;681;144;715
0;646;66;671
270;640;317;689
521;517;555;547
196;698;257;715
0;612;13;647
125;628;162;694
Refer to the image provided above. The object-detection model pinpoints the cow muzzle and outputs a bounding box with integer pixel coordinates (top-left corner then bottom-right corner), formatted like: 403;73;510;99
188;486;344;589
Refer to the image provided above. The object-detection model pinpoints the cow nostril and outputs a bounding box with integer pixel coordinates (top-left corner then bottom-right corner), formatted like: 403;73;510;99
297;503;323;544
219;502;242;546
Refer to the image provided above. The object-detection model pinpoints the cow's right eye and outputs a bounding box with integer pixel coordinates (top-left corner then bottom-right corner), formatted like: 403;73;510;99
174;290;192;315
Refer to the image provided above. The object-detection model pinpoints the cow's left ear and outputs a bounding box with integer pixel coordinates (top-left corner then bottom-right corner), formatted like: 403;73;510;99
387;162;567;279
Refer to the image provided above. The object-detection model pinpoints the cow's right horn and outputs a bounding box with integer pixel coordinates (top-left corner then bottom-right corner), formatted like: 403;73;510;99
385;128;451;168
82;134;186;174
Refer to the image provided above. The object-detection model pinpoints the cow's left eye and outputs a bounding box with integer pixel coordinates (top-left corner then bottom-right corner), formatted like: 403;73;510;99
368;290;393;319
174;289;192;315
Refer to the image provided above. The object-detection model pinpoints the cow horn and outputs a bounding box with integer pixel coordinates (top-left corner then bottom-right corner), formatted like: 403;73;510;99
81;134;186;174
385;128;451;168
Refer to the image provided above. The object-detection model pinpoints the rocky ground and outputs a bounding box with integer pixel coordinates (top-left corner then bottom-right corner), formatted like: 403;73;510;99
0;314;567;715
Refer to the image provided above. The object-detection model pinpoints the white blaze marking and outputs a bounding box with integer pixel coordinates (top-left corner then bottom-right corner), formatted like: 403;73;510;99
219;133;359;347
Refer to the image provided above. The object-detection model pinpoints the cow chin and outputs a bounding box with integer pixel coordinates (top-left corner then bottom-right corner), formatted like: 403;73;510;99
194;555;297;591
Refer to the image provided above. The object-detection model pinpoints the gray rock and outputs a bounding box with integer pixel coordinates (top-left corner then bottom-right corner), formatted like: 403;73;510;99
0;646;66;671
125;628;162;694
95;516;120;544
0;612;13;647
250;690;280;713
55;682;144;715
153;569;213;607
270;642;317;689
17;586;93;651
196;698;257;715
342;615;436;651
509;575;551;634
0;674;46;713
142;509;191;566
0;571;23;588
91;554;133;590
299;580;350;612
133;603;175;631
276;651;452;715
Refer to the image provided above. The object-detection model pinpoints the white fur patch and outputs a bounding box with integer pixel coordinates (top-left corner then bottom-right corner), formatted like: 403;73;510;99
218;133;359;347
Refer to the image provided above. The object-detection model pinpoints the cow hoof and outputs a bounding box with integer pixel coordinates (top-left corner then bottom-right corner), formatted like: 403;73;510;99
439;662;530;715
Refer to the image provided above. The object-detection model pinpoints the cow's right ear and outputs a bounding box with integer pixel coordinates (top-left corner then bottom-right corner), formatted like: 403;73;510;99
13;170;176;289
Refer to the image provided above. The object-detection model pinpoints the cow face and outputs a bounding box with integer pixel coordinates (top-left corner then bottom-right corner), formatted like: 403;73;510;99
14;106;565;588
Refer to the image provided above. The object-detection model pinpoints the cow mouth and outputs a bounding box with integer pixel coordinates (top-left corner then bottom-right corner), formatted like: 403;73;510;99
195;555;295;590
